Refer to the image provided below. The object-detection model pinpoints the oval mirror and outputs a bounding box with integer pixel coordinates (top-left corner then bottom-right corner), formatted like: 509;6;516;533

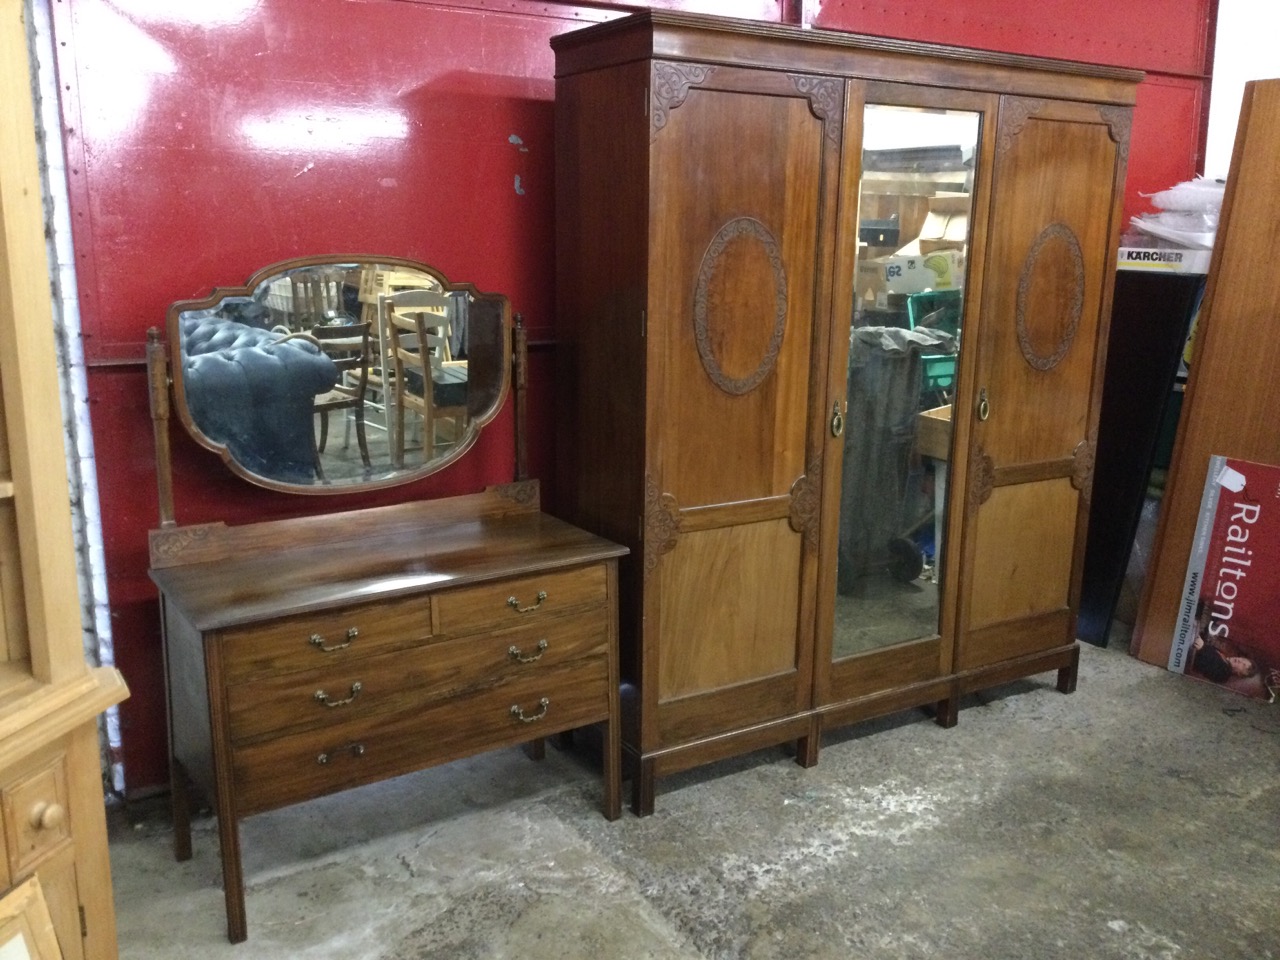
166;255;511;492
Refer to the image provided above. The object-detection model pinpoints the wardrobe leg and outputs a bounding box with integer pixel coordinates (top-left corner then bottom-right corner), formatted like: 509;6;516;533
631;757;656;818
1057;645;1081;694
935;695;959;728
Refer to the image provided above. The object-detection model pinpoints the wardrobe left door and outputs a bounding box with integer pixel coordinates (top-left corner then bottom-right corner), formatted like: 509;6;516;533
641;63;842;753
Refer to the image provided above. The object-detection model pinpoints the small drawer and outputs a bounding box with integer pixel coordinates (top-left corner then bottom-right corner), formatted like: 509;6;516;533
436;564;607;637
220;594;432;683
232;657;611;815
2;757;71;877
226;608;610;745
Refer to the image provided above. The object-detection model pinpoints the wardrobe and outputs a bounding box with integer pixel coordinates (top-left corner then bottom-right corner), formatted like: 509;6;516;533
553;12;1137;814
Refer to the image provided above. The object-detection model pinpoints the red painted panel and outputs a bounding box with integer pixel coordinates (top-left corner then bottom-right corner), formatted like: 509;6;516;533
50;0;1208;792
1125;76;1205;221
814;0;1213;76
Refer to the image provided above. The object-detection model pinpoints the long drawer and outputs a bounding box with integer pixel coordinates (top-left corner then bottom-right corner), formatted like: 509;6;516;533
225;609;610;744
232;657;611;814
435;564;608;636
220;593;433;683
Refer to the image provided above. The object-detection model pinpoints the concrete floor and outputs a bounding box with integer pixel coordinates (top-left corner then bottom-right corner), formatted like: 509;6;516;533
108;640;1280;959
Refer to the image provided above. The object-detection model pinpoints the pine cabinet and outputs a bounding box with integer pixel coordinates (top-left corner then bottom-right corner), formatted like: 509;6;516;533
553;12;1136;814
0;3;129;955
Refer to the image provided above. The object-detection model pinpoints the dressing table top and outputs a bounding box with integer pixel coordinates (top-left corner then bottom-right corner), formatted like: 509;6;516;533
150;492;627;631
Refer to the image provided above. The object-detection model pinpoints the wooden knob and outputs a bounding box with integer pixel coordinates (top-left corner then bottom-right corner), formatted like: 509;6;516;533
28;801;65;831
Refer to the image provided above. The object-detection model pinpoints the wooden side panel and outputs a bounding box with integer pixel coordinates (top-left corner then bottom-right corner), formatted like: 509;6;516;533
658;520;801;700
1133;79;1280;665
554;61;651;697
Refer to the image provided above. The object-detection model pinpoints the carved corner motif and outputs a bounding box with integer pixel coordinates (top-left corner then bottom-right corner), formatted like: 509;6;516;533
643;475;682;577
1016;222;1085;372
149;524;215;564
1072;432;1097;506
788;458;822;549
789;75;841;146
998;98;1047;156
651;62;715;141
493;480;540;507
1099;106;1132;165
970;450;995;508
694;217;788;396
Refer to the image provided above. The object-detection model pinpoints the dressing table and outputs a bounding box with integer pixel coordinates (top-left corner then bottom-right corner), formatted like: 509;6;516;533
146;256;625;943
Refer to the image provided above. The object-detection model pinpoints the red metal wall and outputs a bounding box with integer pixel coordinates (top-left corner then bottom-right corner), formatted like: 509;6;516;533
49;0;1213;794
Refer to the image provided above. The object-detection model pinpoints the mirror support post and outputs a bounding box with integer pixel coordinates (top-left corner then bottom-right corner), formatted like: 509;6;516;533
513;313;528;482
146;327;177;527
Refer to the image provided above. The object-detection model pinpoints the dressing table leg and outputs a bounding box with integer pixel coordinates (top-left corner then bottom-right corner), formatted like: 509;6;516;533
603;716;621;822
522;738;546;761
216;809;248;943
170;757;193;862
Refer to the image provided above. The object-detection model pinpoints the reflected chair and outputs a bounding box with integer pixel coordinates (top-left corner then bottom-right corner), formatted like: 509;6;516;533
380;289;468;468
301;322;373;477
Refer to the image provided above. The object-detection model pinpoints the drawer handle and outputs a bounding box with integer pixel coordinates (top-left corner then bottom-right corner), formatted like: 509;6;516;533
508;639;549;663
314;681;363;708
510;697;550;723
309;627;359;653
507;591;547;614
28;802;65;832
317;743;366;765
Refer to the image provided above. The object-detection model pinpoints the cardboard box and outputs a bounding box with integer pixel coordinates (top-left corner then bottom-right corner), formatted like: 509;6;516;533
1117;246;1211;274
915;404;953;461
856;248;964;303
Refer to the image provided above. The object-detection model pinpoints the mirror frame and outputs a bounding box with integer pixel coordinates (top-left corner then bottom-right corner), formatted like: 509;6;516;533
161;254;513;496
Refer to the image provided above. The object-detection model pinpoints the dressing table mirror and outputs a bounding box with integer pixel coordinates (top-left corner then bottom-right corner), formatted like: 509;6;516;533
154;254;511;494
146;255;626;944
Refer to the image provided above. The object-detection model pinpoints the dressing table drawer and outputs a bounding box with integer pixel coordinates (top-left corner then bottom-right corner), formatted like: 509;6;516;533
232;657;612;813
436;564;608;636
221;593;433;683
224;609;611;745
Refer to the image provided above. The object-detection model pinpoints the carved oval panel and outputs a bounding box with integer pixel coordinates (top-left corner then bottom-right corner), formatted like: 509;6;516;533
1016;223;1085;372
693;217;788;395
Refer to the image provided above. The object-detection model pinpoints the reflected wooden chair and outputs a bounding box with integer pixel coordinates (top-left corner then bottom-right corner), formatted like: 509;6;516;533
381;289;468;468
307;322;373;476
356;267;438;431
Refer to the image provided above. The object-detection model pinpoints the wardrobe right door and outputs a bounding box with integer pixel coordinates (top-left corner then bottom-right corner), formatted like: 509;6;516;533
955;96;1129;674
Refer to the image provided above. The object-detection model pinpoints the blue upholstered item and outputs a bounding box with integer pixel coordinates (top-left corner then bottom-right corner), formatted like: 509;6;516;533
180;313;338;483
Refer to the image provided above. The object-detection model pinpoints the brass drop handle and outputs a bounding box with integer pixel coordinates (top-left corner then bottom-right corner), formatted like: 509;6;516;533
309;627;359;653
317;743;366;765
507;591;547;614
977;387;991;422
510;697;550;723
28;802;65;832
314;681;362;708
830;401;845;437
508;638;549;663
